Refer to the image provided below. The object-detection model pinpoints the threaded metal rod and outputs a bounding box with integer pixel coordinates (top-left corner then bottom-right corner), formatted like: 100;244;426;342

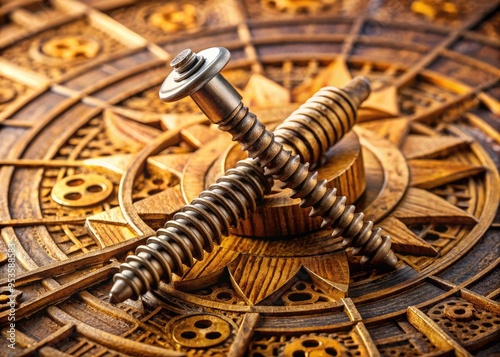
215;90;397;268
268;81;395;264
161;48;397;268
110;161;272;303
274;79;367;168
110;78;378;304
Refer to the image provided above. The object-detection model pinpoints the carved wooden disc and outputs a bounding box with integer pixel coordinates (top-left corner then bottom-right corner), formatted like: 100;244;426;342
0;1;499;356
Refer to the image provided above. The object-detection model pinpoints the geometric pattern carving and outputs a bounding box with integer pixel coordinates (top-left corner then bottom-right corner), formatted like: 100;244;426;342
428;299;500;348
0;1;499;356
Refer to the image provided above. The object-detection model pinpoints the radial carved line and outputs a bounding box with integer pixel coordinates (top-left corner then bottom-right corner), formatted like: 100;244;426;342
10;323;75;356
0;263;118;324
0;159;84;168
341;15;366;56
0;235;148;287
355;322;381;357
47;306;184;357
8;329;71;356
460;287;500;315
232;0;263;73
342;298;362;321
0;216;87;228
477;90;500;116
228;312;260;357
466;112;500;143
0;58;49;88
0;119;34;127
394;1;500;89
64;0;170;62
238;22;264;74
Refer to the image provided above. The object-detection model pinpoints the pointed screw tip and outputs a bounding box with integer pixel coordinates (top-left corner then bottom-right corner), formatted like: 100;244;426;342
344;76;372;106
109;277;137;303
108;292;121;304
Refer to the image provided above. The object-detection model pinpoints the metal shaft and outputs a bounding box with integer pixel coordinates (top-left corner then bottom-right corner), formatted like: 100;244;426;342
110;160;272;304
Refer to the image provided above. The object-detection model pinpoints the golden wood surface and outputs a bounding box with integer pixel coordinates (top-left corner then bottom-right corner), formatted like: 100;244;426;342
0;0;499;356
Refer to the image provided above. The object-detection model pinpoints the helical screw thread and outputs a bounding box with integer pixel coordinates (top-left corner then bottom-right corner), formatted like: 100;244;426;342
273;79;368;168
110;54;398;303
214;78;397;268
110;160;272;303
272;79;396;265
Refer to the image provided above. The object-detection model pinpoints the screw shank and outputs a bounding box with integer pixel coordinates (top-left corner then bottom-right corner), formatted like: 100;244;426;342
191;75;242;123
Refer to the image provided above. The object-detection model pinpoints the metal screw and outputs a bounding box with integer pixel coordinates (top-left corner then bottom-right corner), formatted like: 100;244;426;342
109;49;397;304
160;47;397;268
109;159;272;304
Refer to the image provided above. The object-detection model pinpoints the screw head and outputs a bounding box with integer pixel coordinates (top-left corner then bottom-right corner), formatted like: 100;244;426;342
170;48;194;70
159;47;231;102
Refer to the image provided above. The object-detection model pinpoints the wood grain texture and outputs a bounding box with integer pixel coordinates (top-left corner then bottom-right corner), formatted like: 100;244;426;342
0;0;498;356
409;159;485;189
393;187;478;225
